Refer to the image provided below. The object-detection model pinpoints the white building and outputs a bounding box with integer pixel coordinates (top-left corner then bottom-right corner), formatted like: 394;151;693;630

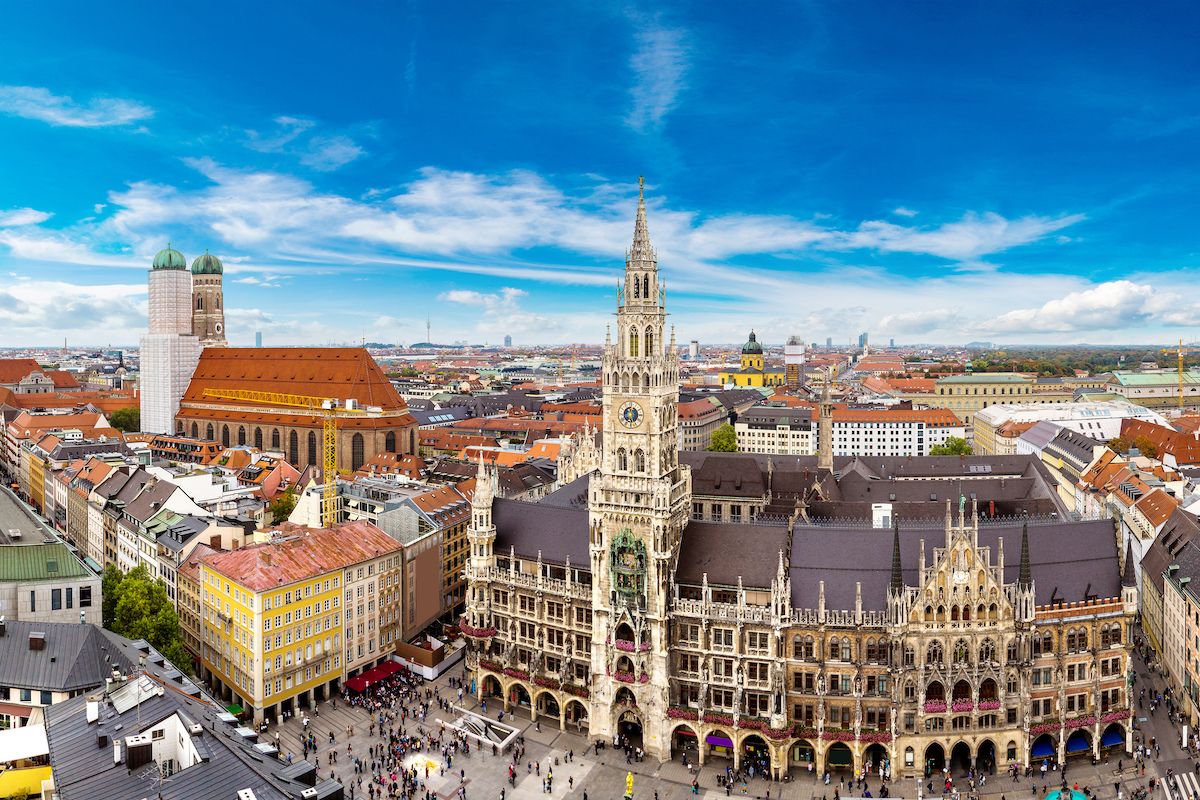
784;335;805;387
139;247;202;434
735;405;813;454
830;408;965;457
972;401;1171;456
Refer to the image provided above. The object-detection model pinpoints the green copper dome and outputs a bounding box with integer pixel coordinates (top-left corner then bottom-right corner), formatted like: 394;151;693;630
742;330;763;354
152;246;187;270
191;251;223;275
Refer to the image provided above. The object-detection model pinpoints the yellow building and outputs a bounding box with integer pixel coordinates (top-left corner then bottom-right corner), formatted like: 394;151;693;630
719;331;786;387
198;520;402;725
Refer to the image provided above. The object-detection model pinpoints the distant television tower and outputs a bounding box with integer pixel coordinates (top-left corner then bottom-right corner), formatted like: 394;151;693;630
426;314;431;345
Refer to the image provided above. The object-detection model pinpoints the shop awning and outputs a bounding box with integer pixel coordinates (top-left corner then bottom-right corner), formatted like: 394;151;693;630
344;676;371;693
706;735;734;747
1066;735;1090;754
1031;742;1055;759
225;704;244;716
0;723;48;762
1101;730;1125;748
377;661;403;676
359;667;387;684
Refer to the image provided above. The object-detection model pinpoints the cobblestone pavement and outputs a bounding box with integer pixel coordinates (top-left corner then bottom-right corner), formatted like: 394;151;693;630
263;628;1187;800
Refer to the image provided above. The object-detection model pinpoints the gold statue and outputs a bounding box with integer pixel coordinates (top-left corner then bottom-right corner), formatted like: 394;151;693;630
626;771;634;796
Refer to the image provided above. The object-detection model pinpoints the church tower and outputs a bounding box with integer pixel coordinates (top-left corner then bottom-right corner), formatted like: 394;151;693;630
191;251;226;347
140;246;202;434
588;179;691;760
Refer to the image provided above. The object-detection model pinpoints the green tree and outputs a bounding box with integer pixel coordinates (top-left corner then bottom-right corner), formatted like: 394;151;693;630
102;564;192;675
1132;435;1158;459
930;436;973;456
707;424;737;452
270;487;298;524
108;406;140;433
1107;436;1133;453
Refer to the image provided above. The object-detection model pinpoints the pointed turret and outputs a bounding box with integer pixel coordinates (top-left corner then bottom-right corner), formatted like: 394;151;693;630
1122;540;1137;587
627;176;656;265
1018;521;1032;589
890;517;904;593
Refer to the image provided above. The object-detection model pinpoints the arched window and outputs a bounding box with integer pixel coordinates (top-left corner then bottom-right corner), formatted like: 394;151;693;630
927;641;944;665
840;637;852;661
643;275;649;299
629;329;639;358
351;433;365;471
904;646;915;666
409;429;415;453
953;639;970;664
237;426;246;446
272;429;280;449
308;431;318;466
215;295;220;309
979;639;996;663
617;448;628;471
191;422;199;438
829;638;840;660
196;296;203;310
634;449;645;472
222;425;230;448
206;423;214;441
385;432;396;453
643;372;650;390
645;327;654;356
254;428;263;449
289;431;299;466
632;276;640;298
1110;623;1121;645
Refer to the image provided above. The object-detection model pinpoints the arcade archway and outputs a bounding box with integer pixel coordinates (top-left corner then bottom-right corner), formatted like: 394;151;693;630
741;735;771;777
617;709;643;748
950;741;972;777
826;742;854;773
671;723;700;763
924;743;945;777
565;699;588;731
864;743;889;777
977;740;996;774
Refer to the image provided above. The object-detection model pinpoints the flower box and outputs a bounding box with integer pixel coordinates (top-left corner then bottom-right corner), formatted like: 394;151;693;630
534;677;561;689
822;729;856;742
951;700;974;712
479;660;502;673
639;641;652;651
638;673;650;684
1101;710;1130;724
924;701;947;713
978;700;1001;711
614;671;636;683
1030;720;1061;735
703;712;734;726
859;731;892;743
668;706;699;721
737;717;767;731
1065;715;1096;730
764;726;792;740
793;727;820;739
561;683;590;699
614;639;636;652
503;668;529;681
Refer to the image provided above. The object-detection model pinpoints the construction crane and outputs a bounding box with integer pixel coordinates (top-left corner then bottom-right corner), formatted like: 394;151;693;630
1159;339;1200;410
203;388;365;527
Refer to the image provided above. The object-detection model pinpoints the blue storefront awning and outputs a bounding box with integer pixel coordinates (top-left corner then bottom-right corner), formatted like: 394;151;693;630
706;735;734;747
1101;730;1124;748
1031;742;1055;759
1066;735;1090;754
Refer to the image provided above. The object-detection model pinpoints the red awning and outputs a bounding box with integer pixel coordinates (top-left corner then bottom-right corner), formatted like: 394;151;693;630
377;661;403;676
344;676;371;693
359;667;387;684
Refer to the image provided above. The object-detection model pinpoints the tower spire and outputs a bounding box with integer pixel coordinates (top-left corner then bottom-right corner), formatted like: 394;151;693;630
1018;521;1032;588
890;516;904;593
628;176;655;264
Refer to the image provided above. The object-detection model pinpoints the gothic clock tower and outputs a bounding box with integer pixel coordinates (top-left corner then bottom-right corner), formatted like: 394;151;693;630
588;179;691;759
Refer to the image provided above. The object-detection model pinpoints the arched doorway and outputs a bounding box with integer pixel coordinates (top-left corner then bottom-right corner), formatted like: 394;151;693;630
926;680;945;704
952;681;971;703
565;699;588;732
1101;723;1126;752
671;723;699;764
979;678;998;701
741;735;771;778
950;741;972;777
1031;733;1057;765
977;740;996;774
537;691;560;721
924;743;945;778
481;674;502;700
510;684;532;716
1065;729;1091;762
792;739;816;770
617;709;643;748
826;742;853;774
706;729;734;765
864;743;889;778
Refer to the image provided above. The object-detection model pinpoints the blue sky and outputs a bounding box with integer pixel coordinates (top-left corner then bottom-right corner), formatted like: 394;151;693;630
3;2;1200;347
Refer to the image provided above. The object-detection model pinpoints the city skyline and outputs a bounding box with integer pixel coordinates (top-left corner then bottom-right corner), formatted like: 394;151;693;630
3;3;1200;347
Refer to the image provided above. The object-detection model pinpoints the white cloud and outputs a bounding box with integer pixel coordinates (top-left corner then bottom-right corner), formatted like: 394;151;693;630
0;208;52;226
892;207;918;217
624;18;690;133
982;280;1200;333
245;117;365;171
0;280;145;334
0;85;152;127
300;135;364;171
437;286;560;338
879;308;965;335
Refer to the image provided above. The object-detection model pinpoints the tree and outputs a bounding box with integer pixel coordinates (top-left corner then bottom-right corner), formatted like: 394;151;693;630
708;424;737;452
930;436;972;456
102;564;192;675
270;487;298;525
1132;435;1158;459
1107;436;1133;453
108;406;140;433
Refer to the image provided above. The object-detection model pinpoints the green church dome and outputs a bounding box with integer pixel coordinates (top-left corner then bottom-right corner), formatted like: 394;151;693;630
191;251;224;275
742;330;763;355
152;246;187;270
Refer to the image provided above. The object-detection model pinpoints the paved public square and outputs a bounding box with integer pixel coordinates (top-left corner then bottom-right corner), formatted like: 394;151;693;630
263;627;1185;800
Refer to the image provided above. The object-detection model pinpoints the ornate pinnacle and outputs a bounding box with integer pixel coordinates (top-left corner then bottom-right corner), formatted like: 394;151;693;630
627;177;656;264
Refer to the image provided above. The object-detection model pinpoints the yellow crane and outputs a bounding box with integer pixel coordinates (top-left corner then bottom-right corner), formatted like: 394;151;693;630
1159;339;1200;410
203;388;365;527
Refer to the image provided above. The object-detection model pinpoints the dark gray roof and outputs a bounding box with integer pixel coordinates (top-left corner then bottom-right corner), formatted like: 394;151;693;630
675;522;789;588
44;670;341;800
1019;420;1061;451
494;497;588;565
537;473;592;509
1147;508;1200;592
1044;427;1103;470
0;619;134;693
411;406;472;426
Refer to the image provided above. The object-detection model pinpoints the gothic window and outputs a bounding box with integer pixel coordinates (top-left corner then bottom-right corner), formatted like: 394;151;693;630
289;431;299;466
794;635;814;659
237;426;246;446
385;432;396;453
904;646;915;666
621;373;629;393
352;433;365;471
629;329;639;358
927;641;944;665
643;275;649;298
254;428;263;449
216;295;220;309
197;296;203;310
617;448;627;471
191;423;199;438
634;449;645;473
979;677;998;700
1007;640;1018;662
953;639;970;664
308;432;318;466
645;327;654;356
632;276;639;299
206;423;214;441
222;425;230;448
643;372;650;390
961;605;970;621
272;429;280;449
925;681;944;701
829;638;840;660
979;639;996;663
925;605;934;621
951;605;959;622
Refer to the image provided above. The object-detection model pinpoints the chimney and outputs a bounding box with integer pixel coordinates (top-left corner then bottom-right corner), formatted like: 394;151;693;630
29;632;45;651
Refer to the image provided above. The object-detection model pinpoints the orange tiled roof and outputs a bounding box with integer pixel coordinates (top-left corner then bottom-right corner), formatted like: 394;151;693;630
412;479;476;527
830;408;961;426
1135;488;1179;527
47;370;81;389
202;520;402;592
0;358;42;384
354;452;426;480
1122;418;1200;465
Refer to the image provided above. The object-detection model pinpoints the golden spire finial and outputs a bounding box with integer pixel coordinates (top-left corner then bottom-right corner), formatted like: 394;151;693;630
638;175;645;197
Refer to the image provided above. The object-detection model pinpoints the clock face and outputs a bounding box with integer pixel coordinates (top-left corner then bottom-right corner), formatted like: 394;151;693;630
619;401;643;428
214;322;223;334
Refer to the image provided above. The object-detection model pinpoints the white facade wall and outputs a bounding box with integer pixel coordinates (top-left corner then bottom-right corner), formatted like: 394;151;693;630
148;268;193;335
832;420;966;457
139;333;201;434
